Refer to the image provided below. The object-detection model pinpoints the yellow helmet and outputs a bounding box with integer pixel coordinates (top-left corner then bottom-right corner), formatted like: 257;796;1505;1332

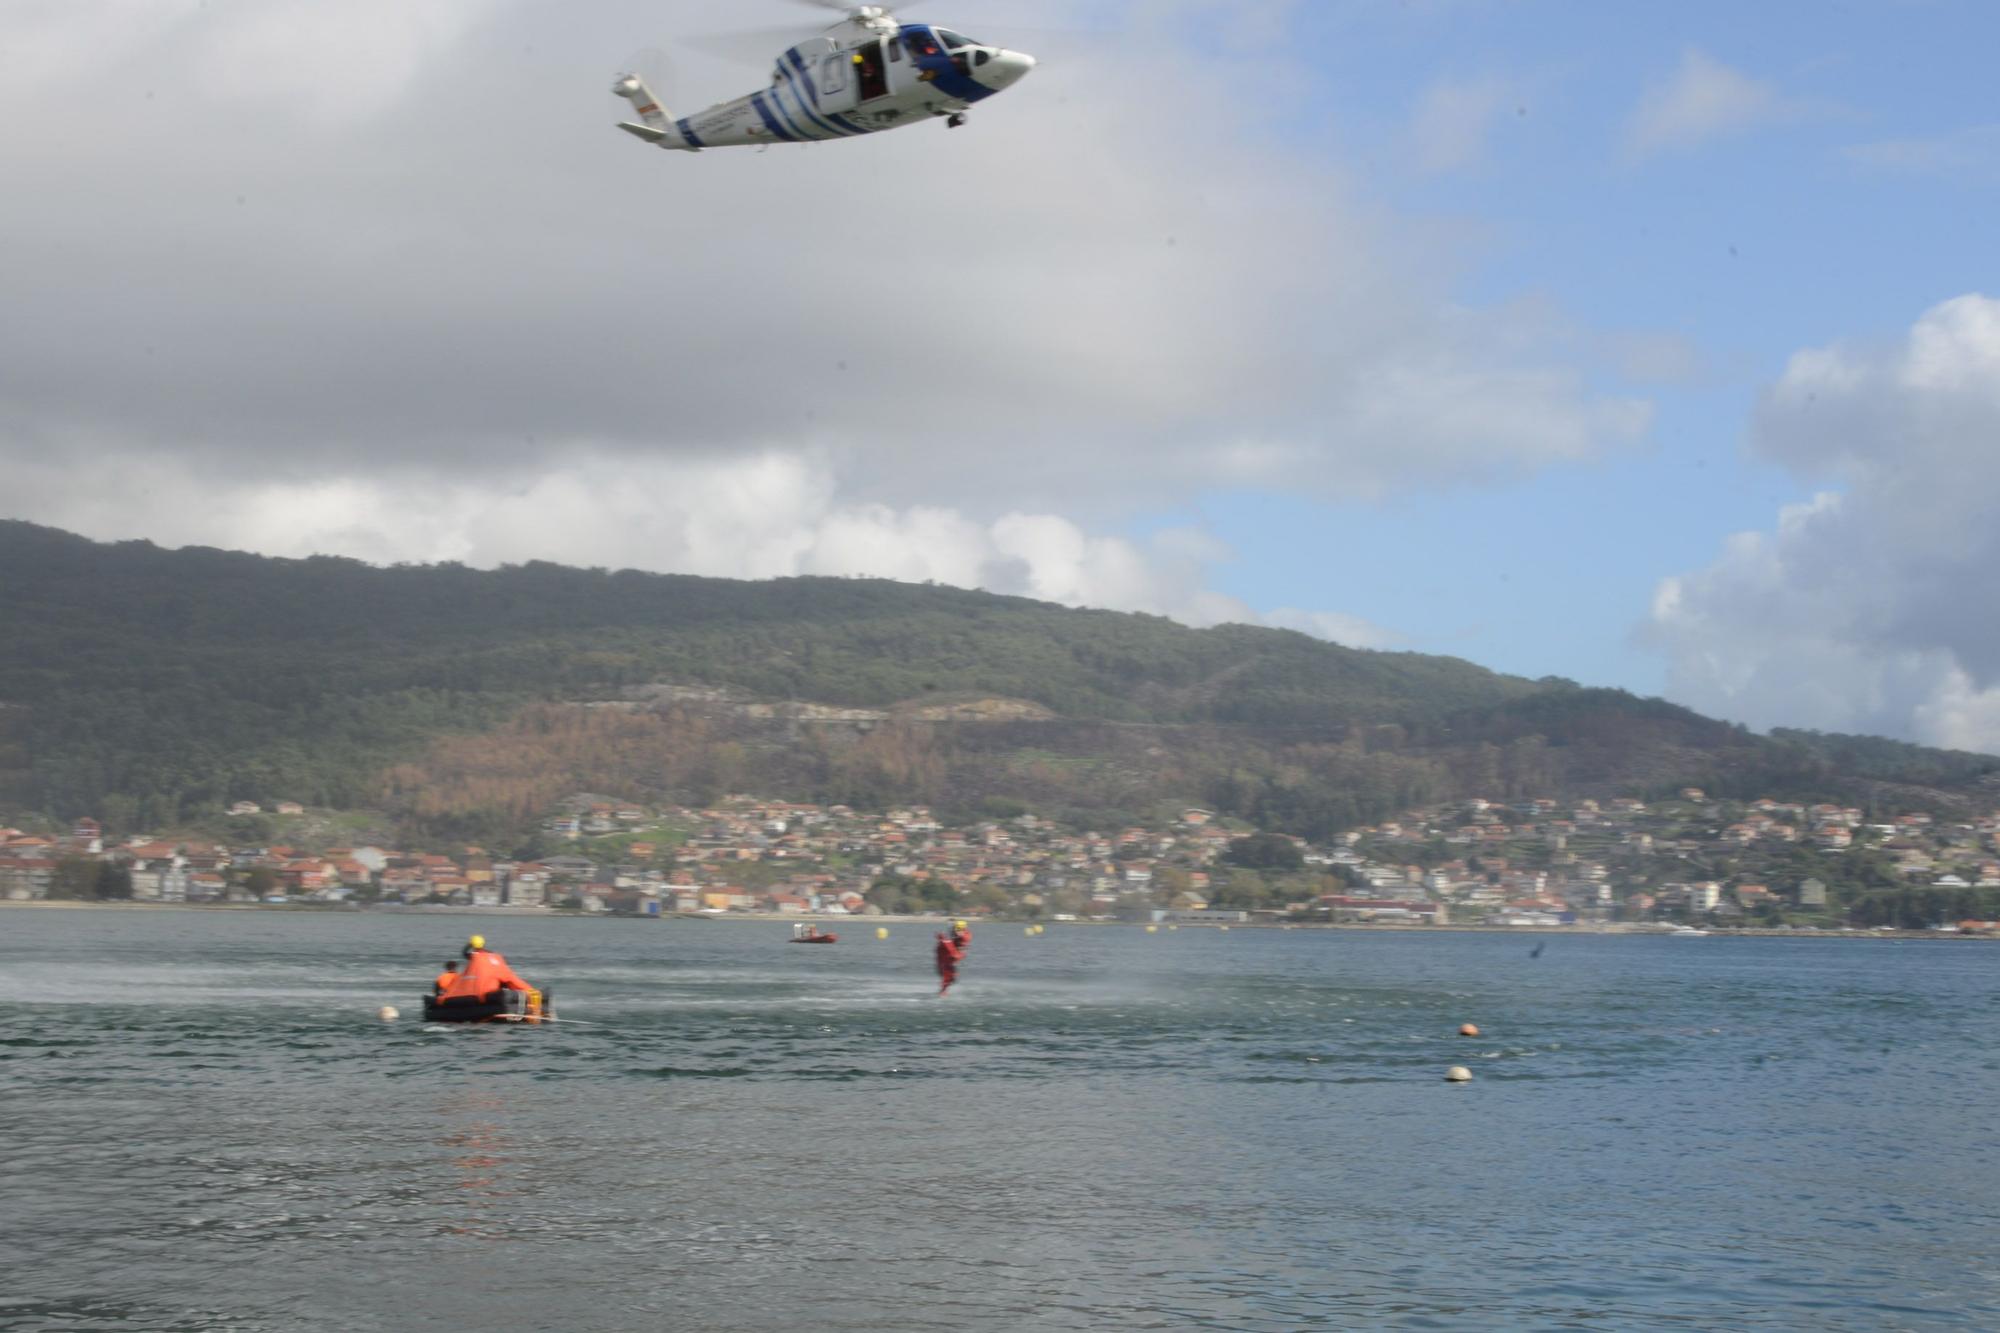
468;934;485;950
954;919;969;931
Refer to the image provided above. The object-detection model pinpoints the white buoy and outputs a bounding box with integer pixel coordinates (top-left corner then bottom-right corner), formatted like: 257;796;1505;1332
377;1005;400;1022
1445;1065;1473;1082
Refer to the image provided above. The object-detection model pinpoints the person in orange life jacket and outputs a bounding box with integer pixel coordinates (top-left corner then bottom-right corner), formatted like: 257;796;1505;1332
433;960;460;996
456;934;530;999
934;923;970;995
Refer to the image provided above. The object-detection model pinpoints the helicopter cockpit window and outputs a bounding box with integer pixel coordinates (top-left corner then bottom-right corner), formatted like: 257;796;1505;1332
934;29;975;50
887;38;902;61
904;29;941;58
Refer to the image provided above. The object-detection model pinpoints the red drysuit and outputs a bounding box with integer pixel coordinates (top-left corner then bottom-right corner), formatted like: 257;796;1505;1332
934;930;968;995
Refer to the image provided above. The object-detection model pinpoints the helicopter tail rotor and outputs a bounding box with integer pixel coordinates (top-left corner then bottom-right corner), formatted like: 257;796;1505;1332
617;46;676;118
613;54;700;151
613;72;669;130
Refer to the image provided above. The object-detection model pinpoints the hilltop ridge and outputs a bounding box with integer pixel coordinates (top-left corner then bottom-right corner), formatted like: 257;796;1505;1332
1;519;1995;842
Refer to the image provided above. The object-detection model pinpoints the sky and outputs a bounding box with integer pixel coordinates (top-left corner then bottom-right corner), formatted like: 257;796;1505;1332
2;0;1997;750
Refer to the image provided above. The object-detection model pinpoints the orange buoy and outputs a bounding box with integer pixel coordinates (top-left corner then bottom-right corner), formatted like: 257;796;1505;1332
1458;1023;1480;1037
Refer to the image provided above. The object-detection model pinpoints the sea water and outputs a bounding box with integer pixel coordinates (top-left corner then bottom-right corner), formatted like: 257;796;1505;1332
3;909;1997;1330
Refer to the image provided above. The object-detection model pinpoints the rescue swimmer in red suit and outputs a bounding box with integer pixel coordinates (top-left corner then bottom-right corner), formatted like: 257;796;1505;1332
934;922;970;996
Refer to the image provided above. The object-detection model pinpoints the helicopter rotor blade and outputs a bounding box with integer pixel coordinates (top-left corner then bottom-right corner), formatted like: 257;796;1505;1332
779;0;935;15
685;0;1082;73
780;0;932;10
621;45;677;95
680;25;821;66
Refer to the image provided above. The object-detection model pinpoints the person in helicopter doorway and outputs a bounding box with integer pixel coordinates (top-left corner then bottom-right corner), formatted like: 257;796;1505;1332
934;921;970;996
853;49;888;101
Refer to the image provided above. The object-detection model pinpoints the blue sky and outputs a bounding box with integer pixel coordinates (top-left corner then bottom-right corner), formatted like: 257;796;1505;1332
2;0;1996;749
1150;0;2000;697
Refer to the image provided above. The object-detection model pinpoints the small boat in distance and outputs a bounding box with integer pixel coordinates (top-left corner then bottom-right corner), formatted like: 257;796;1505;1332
789;923;839;944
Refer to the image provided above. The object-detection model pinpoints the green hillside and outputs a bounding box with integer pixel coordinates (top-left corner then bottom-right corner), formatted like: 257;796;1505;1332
2;520;1994;842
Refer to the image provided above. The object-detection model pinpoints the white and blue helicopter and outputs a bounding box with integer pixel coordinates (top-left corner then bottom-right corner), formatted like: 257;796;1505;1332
613;3;1036;151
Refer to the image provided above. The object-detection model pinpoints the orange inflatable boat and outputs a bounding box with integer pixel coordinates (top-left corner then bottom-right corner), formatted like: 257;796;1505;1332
422;936;553;1024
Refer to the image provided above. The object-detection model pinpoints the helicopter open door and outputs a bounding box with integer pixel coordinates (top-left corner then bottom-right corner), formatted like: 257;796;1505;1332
816;38;890;113
854;38;890;102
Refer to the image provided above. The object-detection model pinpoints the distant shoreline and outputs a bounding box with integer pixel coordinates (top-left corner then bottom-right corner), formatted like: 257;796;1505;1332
2;899;1987;940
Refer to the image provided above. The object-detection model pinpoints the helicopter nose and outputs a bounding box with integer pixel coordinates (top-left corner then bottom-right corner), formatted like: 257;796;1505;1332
982;48;1036;91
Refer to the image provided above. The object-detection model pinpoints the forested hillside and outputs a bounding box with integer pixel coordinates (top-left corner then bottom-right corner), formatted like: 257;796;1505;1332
3;520;1996;843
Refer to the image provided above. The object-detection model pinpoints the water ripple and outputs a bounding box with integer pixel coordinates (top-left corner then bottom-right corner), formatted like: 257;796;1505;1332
5;913;1998;1331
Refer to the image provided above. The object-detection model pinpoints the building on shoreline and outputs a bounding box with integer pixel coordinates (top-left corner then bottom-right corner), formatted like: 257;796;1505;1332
7;786;1998;929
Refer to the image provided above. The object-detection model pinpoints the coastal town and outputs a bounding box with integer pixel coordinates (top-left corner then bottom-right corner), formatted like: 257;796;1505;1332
6;787;2000;932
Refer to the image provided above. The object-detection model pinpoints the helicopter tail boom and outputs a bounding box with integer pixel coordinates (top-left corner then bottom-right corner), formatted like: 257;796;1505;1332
612;73;698;151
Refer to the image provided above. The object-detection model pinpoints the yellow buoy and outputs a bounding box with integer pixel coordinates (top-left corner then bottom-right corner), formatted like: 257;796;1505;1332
875;926;889;940
1459;1023;1480;1037
1144;924;1158;933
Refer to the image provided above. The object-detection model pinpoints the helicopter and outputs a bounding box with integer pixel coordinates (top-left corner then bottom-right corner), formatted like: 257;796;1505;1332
613;3;1036;151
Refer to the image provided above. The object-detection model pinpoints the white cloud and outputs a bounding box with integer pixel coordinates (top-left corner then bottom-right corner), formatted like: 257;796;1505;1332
1626;49;1810;158
1646;295;2000;752
4;442;1401;648
1843;124;2000;180
1605;331;1704;385
1407;75;1513;174
0;0;1646;496
0;0;1638;658
0;0;505;128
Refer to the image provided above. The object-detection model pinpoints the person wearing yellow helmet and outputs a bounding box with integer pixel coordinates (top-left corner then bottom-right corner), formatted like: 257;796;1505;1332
455;935;529;998
934;921;971;996
423;933;545;1022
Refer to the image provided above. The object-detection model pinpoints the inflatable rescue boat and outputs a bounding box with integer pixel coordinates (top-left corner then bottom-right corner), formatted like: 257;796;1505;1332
422;937;553;1023
422;985;552;1024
